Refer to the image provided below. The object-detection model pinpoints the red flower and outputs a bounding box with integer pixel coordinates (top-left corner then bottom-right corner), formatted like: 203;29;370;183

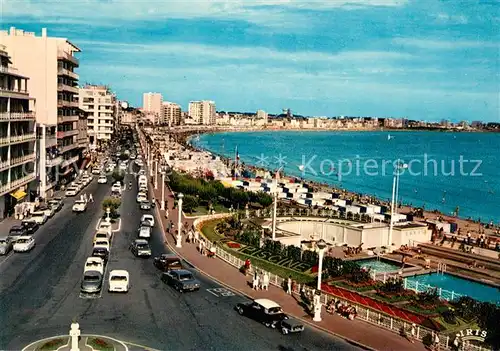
227;242;241;249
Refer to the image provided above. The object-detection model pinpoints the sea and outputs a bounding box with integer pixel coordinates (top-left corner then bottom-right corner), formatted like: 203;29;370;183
192;131;500;222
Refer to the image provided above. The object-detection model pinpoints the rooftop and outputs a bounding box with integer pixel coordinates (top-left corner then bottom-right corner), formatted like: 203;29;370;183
254;298;281;310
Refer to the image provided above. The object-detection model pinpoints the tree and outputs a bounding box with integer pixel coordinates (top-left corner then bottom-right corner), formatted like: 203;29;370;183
182;195;199;214
112;170;125;184
102;197;121;218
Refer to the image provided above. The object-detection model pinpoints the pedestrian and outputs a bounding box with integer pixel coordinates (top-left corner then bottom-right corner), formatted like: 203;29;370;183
165;209;169;219
187;231;193;243
89;193;94;203
252;271;260;290
287;275;292;294
198;240;203;254
432;332;440;350
262;272;269;291
194;230;199;243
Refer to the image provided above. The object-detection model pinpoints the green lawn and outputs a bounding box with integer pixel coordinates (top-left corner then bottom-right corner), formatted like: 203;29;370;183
188;204;231;216
201;219;314;284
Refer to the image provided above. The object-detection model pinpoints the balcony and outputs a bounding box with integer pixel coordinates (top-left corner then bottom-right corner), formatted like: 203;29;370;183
10;134;36;144
0;112;35;121
46;134;57;147
57;129;79;138
58;51;79;67
11;153;35;167
0;66;28;78
57;114;79;124
61;155;79;168
0;86;29;98
0;160;9;171
0;173;36;196
59;142;78;154
57;67;79;80
57;99;79;108
57;83;79;95
46;156;63;167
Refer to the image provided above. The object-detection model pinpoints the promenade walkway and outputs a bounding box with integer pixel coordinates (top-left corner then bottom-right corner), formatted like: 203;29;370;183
151;183;427;351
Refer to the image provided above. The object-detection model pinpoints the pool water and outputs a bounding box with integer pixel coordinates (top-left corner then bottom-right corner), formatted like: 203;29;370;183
406;273;500;304
354;258;401;273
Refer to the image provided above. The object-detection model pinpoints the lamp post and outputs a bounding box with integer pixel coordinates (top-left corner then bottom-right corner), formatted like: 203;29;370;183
272;167;283;241
161;168;166;210
176;193;183;248
106;207;111;223
388;161;407;252
313;238;327;322
154;159;158;189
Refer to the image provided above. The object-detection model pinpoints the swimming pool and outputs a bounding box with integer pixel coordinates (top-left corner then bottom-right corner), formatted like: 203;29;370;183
406;273;500;304
353;258;402;273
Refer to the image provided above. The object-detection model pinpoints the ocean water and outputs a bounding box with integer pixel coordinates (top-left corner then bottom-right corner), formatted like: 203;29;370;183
193;131;500;222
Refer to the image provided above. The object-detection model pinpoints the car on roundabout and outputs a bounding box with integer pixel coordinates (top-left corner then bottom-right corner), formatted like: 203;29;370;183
235;299;304;335
161;269;200;292
108;270;130;293
13;236;36;252
130;239;152;257
84;257;104;275
72;200;88;213
81;270;103;294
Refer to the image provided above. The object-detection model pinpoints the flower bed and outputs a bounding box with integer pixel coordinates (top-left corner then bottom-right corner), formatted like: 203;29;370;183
375;289;415;303
227;242;241;249
38;338;67;351
333;280;379;292
87;338;114;351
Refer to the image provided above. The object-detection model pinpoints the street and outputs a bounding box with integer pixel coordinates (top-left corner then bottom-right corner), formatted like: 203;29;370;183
0;171;359;351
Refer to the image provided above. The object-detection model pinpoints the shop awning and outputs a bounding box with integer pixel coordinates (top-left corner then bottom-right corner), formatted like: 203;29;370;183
11;189;27;201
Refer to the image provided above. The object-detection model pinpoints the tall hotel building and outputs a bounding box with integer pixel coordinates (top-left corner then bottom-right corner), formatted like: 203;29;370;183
188;100;216;125
0;45;36;218
162;101;181;126
0;27;87;197
79;85;116;148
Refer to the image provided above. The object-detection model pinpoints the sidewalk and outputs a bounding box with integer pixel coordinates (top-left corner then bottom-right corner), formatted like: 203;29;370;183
151;183;427;351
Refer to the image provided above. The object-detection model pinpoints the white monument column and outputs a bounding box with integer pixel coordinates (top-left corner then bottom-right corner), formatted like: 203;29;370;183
161;171;166;210
313;293;322;322
176;193;183;248
69;322;81;351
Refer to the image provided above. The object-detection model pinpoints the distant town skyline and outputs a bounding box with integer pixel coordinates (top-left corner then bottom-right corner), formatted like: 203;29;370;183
2;0;498;122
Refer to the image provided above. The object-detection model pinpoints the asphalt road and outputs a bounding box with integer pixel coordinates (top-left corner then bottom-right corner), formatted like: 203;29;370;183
0;170;360;351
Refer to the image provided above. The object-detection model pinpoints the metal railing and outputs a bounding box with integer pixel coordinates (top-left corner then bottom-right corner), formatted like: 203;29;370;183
192;214;489;351
0;112;35;120
10;154;35;166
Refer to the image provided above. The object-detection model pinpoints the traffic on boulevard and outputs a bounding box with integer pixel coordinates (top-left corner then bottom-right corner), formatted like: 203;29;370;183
0;128;358;351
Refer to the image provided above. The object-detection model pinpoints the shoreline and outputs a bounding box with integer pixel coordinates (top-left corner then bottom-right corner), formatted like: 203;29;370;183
175;129;498;238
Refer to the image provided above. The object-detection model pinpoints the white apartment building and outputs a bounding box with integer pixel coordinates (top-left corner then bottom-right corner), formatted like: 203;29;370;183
188;100;216;125
0;45;36;218
162;101;181;126
79;85;116;147
0;27;87;197
142;92;162;117
257;109;268;124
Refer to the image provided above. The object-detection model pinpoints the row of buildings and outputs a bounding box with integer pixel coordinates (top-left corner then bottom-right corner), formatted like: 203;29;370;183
0;27;121;219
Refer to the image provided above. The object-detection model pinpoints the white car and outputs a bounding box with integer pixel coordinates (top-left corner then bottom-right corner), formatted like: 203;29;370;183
72;200;87;212
92;168;101;175
65;186;79;197
30;211;48;225
94;239;110;252
98;222;112;235
141;214;155;227
84;257;104;275
109;270;130;293
13;236;35;252
111;183;122;194
98;175;107;184
119;163;127;171
136;193;147;203
138;225;151;239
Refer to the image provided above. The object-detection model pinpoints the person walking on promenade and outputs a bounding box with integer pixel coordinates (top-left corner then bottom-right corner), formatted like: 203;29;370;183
287;275;292;294
252;271;260;290
89;193;94;203
194;230;199;243
165;209;169;219
262;272;269;291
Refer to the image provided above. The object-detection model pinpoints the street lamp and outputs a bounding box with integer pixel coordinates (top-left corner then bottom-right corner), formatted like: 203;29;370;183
272;167;283;241
161;167;166;210
106;207;111;222
154;159;158;189
313;238;327;322
176;193;184;248
388;161;408;252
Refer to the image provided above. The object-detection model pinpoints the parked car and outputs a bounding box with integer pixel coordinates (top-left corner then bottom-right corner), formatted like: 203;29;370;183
81;270;103;294
30;211;48;225
94;239;110;252
93;231;111;244
38;204;55;218
72;200;88;213
48;198;63;212
153;253;182;271
235;299;304;334
97;222;112;236
65;186;79;197
84;257;104;275
108;270;130;293
141;214;154;227
0;237;13;255
91;247;109;263
8;225;27;242
21;220;39;234
138;225;151;240
98;175;107;184
13;236;36;252
130;239;152;257
161;269;200;292
140;201;151;210
92;168;101;175
136;193;147;203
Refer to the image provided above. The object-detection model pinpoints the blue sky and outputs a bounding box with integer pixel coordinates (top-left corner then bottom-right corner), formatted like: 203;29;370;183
2;0;499;122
